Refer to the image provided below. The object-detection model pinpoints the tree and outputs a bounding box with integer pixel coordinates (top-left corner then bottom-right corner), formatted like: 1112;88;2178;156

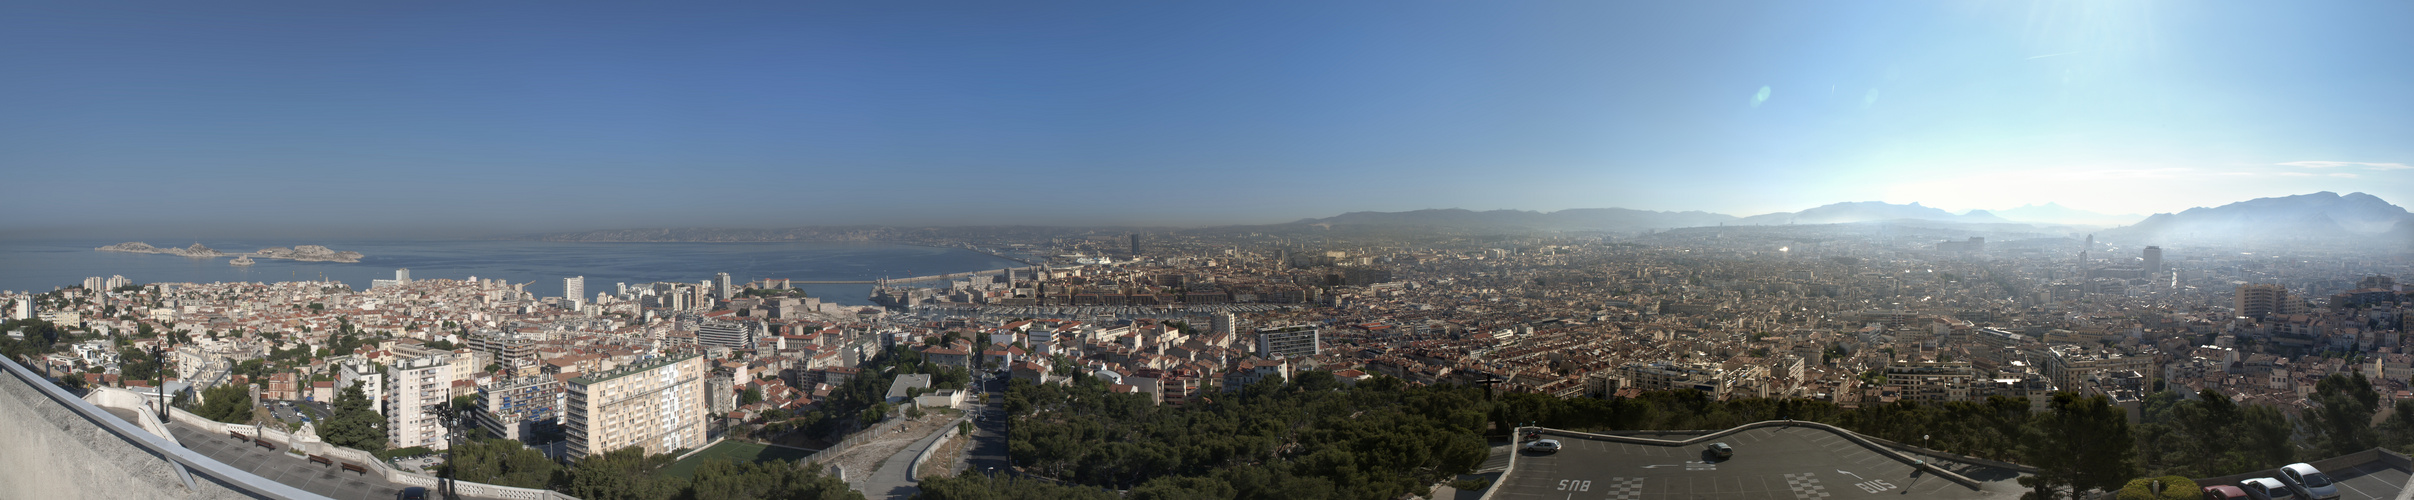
322;381;387;452
686;458;861;500
915;474;1117;500
742;387;764;406
561;446;684;500
195;383;254;424
440;438;559;489
2144;390;2294;477
116;346;161;382
2310;372;2380;458
2380;399;2414;453
57;372;87;393
232;359;269;380
1130;476;1239;500
2019;392;2137;500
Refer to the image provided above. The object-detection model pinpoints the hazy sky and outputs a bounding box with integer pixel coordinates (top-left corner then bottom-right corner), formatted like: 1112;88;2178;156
4;1;2410;237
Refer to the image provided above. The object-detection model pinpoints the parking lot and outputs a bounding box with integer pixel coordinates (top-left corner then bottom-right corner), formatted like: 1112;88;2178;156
1494;426;2031;500
2292;461;2408;500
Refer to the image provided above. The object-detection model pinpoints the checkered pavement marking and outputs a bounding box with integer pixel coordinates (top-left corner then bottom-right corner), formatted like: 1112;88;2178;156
1784;472;1831;499
1598;477;1645;500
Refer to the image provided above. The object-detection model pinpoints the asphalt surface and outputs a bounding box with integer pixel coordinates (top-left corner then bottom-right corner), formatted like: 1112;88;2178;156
1495;426;2031;500
853;416;960;500
2298;461;2408;500
959;374;1009;477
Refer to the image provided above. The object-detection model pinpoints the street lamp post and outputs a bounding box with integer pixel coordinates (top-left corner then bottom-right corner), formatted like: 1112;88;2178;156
429;403;464;500
148;343;168;423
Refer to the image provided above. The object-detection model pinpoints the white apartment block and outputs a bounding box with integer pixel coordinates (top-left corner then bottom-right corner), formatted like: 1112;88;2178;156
387;354;453;451
565;354;706;460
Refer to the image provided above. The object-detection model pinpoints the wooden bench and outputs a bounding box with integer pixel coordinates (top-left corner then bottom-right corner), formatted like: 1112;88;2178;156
309;455;334;466
253;440;276;451
340;462;368;475
229;431;248;442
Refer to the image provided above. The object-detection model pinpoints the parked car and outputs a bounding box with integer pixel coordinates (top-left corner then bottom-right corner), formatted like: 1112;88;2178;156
1706;442;1734;460
2202;485;2250;500
1524;439;1561;453
397;487;429;500
2238;478;2299;500
2277;463;2340;500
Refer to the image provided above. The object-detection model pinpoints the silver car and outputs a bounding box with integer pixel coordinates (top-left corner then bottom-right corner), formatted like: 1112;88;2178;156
1524;439;1562;453
2239;478;2299;500
2277;463;2339;500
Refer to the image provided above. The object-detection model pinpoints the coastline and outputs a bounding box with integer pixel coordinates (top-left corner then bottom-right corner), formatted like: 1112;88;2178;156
892;242;1047;267
95;242;365;263
506;238;1047;267
16;240;1011;306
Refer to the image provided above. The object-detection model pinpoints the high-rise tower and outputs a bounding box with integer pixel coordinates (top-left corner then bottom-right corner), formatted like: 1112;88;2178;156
2142;246;2162;274
716;272;733;302
2234;284;2289;319
564;276;585;302
396;268;411;284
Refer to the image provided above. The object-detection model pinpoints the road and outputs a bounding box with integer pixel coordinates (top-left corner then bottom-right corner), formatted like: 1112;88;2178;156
854;417;960;500
958;372;1009;477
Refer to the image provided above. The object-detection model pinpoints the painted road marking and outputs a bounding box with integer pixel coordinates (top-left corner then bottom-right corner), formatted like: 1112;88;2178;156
1784;472;1831;499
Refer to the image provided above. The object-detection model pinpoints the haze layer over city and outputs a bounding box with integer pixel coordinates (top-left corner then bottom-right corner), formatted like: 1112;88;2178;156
5;2;2414;500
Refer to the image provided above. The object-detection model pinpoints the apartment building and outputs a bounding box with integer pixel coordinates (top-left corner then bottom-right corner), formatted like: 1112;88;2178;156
565;354;706;460
387;354;453;451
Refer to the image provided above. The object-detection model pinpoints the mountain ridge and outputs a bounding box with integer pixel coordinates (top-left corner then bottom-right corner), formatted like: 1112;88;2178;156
2102;191;2413;247
520;192;2414;251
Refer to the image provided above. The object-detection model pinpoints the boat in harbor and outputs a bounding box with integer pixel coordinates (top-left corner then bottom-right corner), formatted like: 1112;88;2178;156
229;256;255;266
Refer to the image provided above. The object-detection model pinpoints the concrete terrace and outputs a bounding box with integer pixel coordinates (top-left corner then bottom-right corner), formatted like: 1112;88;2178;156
149;412;420;500
1493;424;2030;500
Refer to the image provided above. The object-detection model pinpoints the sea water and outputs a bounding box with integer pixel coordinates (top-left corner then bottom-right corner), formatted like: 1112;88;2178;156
0;240;1024;306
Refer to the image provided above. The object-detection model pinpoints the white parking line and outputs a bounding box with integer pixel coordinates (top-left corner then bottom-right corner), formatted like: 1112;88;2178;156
2333;475;2378;499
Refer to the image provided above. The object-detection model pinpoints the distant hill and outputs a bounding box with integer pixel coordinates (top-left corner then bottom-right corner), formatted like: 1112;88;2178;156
1291;208;1738;233
1994;203;2145;226
1730;201;2009;226
520;192;2414;252
2103;191;2414;247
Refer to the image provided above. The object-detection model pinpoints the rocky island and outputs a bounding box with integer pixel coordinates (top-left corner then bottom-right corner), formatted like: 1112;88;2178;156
97;242;364;263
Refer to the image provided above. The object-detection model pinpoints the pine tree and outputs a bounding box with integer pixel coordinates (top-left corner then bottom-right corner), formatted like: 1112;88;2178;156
2019;392;2137;500
322;381;387;452
2311;372;2380;458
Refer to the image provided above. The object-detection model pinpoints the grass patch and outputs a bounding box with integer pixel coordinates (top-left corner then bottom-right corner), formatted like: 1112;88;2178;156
661;440;817;479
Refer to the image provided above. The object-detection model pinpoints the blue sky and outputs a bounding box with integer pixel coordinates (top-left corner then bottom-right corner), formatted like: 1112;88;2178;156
3;1;2409;237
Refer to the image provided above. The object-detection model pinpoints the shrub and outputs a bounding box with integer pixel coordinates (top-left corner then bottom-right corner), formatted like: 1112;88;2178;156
375;446;436;461
2117;476;2197;500
1452;477;1494;491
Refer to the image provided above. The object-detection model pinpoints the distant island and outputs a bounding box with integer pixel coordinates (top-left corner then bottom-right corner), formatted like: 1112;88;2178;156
96;242;365;263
